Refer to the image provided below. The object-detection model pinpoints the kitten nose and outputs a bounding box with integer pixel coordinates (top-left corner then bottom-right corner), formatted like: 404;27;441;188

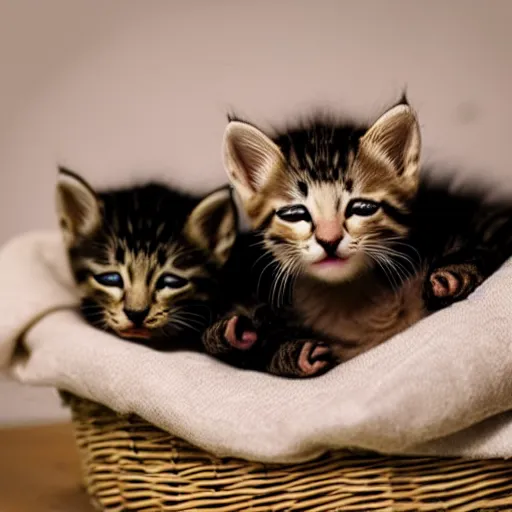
124;307;150;327
316;237;342;256
315;219;343;245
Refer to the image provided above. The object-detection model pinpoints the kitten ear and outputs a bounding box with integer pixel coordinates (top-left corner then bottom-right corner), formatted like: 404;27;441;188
360;104;421;181
222;121;286;202
56;167;101;246
184;187;237;266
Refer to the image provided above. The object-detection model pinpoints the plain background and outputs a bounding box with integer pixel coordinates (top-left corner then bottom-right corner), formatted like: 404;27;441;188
0;0;511;424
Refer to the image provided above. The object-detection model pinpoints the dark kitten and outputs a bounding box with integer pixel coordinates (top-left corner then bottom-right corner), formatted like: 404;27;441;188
214;100;512;371
56;167;236;346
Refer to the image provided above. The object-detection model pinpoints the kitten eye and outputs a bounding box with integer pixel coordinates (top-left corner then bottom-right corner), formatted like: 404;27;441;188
276;205;311;223
94;272;123;287
346;199;380;217
156;273;188;290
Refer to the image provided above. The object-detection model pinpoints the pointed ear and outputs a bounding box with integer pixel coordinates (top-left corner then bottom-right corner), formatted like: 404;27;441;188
184;187;237;266
56;167;101;246
222;121;286;203
360;104;421;181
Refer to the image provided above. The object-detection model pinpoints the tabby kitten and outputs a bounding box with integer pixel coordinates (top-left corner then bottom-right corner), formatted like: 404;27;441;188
56;167;237;346
215;100;512;370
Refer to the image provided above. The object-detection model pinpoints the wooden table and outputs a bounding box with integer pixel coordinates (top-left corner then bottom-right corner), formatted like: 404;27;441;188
0;422;93;512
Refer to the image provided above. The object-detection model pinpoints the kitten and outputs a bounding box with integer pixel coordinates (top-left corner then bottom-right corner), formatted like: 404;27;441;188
56;167;237;346
214;100;512;370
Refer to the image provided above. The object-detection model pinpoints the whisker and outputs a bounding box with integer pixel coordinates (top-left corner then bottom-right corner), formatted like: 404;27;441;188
366;253;399;294
363;243;419;275
256;258;279;299
170;317;201;333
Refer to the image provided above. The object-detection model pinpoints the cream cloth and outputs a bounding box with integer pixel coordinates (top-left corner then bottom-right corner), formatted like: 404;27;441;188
1;231;512;463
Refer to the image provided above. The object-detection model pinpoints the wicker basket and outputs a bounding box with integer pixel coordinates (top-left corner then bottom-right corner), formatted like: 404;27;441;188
64;393;512;512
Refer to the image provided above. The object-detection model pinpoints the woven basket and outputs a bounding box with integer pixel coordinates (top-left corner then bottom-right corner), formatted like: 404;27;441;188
64;393;512;512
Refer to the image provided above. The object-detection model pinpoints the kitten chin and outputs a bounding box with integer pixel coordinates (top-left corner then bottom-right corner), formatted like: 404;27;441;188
302;253;369;283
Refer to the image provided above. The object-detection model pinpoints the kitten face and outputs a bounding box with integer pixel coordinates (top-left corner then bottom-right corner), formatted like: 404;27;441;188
57;168;236;341
223;104;421;283
78;238;209;338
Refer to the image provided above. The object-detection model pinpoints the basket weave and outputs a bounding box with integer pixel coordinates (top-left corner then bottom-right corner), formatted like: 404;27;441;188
64;393;512;512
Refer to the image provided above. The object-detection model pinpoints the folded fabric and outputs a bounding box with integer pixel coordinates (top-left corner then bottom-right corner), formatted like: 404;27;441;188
1;231;512;463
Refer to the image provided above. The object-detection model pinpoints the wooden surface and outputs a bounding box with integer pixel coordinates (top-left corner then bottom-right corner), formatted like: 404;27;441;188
0;422;93;512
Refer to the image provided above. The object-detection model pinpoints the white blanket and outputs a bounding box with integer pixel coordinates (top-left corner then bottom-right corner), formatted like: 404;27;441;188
2;231;512;462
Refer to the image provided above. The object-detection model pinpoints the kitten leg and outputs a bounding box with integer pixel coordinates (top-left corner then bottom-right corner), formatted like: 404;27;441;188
224;317;338;378
202;306;337;377
201;318;249;357
201;307;262;357
267;339;336;378
215;303;278;351
426;261;484;310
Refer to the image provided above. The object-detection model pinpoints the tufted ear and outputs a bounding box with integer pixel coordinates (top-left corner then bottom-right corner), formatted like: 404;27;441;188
222;121;286;203
56;167;101;246
360;104;421;183
184;187;238;266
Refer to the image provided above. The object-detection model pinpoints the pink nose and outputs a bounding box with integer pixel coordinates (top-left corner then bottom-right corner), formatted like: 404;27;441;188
315;219;343;244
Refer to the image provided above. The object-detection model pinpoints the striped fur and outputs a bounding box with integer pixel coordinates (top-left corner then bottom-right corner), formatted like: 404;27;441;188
56;168;236;347
221;101;512;367
224;104;421;285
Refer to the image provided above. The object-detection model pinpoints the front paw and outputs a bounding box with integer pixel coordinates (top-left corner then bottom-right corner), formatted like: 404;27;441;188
269;340;336;378
429;269;461;299
224;315;258;350
426;263;483;310
297;341;334;377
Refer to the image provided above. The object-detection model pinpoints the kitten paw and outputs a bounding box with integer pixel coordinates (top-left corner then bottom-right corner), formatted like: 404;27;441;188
297;341;334;376
224;315;258;350
429;269;460;298
426;262;484;311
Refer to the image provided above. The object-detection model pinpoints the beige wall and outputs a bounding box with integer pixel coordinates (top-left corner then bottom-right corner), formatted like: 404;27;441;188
0;0;511;422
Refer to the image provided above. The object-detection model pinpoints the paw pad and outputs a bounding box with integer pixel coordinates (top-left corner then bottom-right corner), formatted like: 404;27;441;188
297;342;333;376
224;316;258;350
430;270;460;298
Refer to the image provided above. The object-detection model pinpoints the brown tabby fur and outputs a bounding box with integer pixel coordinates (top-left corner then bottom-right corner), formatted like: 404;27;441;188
56;167;237;346
211;99;512;373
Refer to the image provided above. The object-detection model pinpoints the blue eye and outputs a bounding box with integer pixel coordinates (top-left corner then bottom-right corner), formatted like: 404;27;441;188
156;273;188;290
94;272;123;287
